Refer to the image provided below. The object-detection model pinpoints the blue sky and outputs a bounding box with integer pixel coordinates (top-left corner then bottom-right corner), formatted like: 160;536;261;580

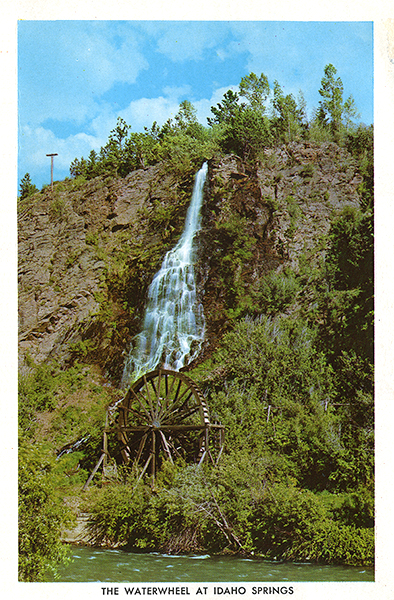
18;21;373;190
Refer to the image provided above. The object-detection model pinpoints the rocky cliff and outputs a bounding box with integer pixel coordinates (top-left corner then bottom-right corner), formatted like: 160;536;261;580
18;141;362;384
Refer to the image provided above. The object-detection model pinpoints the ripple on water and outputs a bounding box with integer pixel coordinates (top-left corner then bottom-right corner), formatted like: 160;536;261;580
240;558;254;562
57;547;374;583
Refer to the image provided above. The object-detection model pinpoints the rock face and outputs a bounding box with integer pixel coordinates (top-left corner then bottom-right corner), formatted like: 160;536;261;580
18;196;103;370
259;141;361;267
196;142;361;346
18;164;187;375
18;142;362;382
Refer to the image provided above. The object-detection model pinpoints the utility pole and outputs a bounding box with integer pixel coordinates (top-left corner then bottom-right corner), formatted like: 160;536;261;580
46;153;58;192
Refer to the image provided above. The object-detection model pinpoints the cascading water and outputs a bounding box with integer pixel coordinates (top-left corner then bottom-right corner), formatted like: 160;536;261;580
121;162;208;387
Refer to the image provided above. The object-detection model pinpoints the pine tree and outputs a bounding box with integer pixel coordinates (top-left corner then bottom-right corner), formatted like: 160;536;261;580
19;173;38;200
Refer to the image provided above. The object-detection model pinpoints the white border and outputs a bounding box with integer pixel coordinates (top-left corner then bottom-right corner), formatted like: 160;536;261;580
2;3;393;599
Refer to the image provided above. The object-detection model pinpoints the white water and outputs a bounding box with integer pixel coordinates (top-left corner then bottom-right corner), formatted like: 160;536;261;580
121;162;208;387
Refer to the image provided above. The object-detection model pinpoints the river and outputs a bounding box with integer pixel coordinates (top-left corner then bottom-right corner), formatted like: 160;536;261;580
53;546;374;582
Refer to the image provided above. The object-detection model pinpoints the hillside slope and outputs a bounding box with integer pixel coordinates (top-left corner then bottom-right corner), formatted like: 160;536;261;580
18;141;361;383
18;139;374;570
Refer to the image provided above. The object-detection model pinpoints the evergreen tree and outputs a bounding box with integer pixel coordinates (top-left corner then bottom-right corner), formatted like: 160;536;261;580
108;116;130;149
207;90;241;126
226;106;271;160
70;156;88;178
342;95;360;130
208;74;272;159
318;64;344;136
19;173;38;199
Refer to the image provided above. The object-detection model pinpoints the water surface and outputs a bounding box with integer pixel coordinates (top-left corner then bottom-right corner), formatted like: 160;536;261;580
54;546;374;582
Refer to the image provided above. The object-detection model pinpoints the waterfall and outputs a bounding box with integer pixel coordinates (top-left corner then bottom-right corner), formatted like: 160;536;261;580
121;162;208;387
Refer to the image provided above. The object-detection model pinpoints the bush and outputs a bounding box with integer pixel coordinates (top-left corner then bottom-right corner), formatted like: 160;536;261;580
85;481;153;548
84;461;374;565
18;362;88;433
18;439;73;581
252;269;300;315
290;521;374;566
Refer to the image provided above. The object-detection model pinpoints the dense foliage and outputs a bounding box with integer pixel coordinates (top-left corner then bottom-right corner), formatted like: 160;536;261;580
18;64;374;576
83;459;373;566
80;130;374;562
18;362;118;580
18;438;73;581
20;63;371;195
69;101;217;182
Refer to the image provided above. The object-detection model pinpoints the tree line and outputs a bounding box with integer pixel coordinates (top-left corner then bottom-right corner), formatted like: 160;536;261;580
19;63;370;197
65;63;366;183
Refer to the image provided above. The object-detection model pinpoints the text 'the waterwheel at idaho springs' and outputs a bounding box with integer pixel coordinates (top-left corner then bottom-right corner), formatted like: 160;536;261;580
110;369;225;481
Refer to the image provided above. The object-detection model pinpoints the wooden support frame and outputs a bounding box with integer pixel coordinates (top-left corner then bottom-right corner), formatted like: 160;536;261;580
83;370;225;489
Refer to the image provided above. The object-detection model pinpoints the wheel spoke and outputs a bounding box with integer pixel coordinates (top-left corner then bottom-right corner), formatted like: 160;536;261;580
135;433;148;465
170;385;195;411
157;373;174;419
151;430;156;479
142;374;154;416
165;373;169;398
159;430;174;464
165;435;183;459
158;373;170;418
149;376;158;398
162;391;195;423
154;370;163;419
176;390;194;413
128;387;152;421
114;369;224;477
172;405;199;422
121;404;150;423
166;372;178;401
173;378;183;403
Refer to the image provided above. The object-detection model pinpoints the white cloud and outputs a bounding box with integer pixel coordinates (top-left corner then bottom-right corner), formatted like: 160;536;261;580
117;84;240;132
119;96;180;131
162;85;192;100
18;21;149;127
19;81;243;186
89;105;123;139
19;125;102;174
64;30;149;94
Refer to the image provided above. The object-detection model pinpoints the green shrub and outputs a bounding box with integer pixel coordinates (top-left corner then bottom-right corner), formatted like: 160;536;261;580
19;364;60;431
290;521;374;566
18;439;73;581
49;196;67;219
299;163;314;179
252;269;300;314
19;173;38;200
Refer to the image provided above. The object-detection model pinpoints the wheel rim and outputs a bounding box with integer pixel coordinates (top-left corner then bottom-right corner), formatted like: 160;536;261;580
116;369;211;478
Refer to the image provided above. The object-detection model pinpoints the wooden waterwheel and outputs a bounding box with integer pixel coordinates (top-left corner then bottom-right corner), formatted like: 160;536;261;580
103;369;224;483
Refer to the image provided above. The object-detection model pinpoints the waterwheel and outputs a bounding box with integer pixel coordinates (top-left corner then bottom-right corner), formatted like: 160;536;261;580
83;369;225;490
112;369;224;481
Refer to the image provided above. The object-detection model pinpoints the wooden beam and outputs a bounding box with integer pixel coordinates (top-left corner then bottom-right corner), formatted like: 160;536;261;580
46;153;58;191
82;453;105;491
